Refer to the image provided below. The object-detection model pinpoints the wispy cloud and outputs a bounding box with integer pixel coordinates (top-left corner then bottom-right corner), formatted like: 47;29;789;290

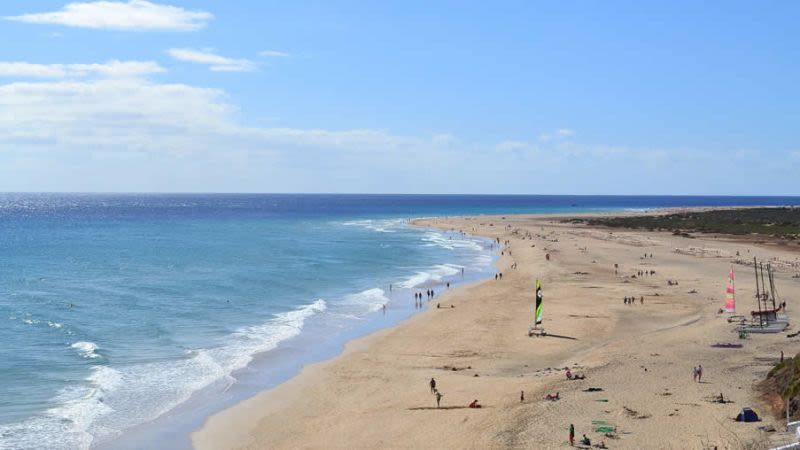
538;128;575;142
556;128;574;138
0;60;165;78
494;140;536;154
259;50;289;58
5;0;212;31
167;48;255;72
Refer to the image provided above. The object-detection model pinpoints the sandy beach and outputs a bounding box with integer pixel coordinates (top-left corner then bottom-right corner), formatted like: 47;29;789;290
192;212;800;449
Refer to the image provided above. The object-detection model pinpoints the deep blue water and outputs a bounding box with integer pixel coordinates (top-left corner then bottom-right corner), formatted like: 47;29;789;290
1;194;798;449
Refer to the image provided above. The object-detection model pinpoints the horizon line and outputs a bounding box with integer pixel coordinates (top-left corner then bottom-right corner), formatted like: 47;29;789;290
2;191;800;198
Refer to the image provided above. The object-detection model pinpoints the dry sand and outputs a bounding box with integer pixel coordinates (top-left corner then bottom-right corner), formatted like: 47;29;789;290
192;213;800;449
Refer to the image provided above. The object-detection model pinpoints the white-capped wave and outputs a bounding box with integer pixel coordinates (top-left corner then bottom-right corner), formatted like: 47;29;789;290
71;341;100;359
398;263;464;289
339;218;406;233
421;231;483;251
0;365;123;450
340;288;389;314
2;300;329;450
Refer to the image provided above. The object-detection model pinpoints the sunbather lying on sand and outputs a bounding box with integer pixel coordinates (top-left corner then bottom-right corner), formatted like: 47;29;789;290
566;369;586;380
545;392;560;401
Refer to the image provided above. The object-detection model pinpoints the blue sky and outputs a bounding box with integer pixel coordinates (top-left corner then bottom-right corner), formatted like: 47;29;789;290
0;1;797;194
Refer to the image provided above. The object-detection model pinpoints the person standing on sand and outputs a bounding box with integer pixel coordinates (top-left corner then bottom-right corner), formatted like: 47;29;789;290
569;423;575;446
435;391;443;408
692;366;698;382
430;378;436;393
520;390;524;403
697;364;703;382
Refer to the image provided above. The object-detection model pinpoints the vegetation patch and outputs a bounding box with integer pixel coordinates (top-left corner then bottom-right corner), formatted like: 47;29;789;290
567;207;800;239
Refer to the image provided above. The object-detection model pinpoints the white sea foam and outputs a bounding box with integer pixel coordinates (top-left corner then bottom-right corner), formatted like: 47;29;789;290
421;231;483;251
339;218;406;233
1;300;329;450
340;288;389;314
0;365;123;450
398;263;464;289
71;341;100;359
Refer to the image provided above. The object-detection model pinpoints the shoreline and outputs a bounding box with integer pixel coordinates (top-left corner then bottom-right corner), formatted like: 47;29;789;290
97;224;497;450
193;209;800;449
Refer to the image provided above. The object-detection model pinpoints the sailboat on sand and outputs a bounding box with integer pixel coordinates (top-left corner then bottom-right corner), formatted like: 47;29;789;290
737;258;788;334
528;279;546;337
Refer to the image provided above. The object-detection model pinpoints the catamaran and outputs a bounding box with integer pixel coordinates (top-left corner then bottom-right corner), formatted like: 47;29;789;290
737;258;788;334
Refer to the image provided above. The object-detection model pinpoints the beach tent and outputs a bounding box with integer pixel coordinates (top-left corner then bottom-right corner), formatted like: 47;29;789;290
735;407;760;422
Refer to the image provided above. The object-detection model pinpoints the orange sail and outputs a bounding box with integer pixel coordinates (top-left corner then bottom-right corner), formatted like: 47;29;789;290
725;267;735;313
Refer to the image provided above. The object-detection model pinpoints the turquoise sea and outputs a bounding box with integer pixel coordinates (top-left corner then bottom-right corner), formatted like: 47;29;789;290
1;194;798;449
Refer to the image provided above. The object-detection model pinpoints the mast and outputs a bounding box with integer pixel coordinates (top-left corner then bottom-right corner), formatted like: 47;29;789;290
754;257;763;328
769;264;780;312
760;263;769;313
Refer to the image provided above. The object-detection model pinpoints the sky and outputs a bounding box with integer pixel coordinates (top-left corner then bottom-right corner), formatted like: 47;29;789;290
0;1;798;195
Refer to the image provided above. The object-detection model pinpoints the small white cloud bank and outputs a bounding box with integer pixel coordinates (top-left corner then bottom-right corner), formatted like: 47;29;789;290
167;48;255;72
5;0;212;31
259;50;289;58
0;60;165;78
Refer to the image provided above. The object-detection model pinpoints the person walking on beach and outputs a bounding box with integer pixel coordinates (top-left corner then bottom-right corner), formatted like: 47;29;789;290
692;366;698;382
569;423;575;446
697;364;703;382
520;390;525;403
435;391;443;408
430;377;436;393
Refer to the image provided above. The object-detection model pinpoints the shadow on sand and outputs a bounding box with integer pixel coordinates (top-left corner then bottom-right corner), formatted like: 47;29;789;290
544;333;578;341
408;406;491;411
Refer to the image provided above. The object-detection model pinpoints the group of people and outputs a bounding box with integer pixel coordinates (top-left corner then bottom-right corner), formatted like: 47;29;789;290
494;272;503;280
623;295;643;305
692;364;704;382
414;290;436;308
429;378;443;407
429;377;481;409
565;368;585;380
634;269;656;277
569;424;607;448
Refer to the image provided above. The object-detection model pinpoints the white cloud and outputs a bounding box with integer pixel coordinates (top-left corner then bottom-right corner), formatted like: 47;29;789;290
0;76;790;194
5;0;212;31
494;140;535;154
167;48;255;72
259;50;289;58
0;78;443;156
0;78;236;151
557;128;574;138
0;60;165;78
539;128;575;142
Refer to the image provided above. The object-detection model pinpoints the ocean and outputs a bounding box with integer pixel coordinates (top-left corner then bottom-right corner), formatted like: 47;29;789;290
1;193;798;449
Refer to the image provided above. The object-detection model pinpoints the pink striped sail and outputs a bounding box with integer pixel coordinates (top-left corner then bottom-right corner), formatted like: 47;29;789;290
725;267;735;313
